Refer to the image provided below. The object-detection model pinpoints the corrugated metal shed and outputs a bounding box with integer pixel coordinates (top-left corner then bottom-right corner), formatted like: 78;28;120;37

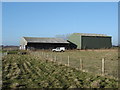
68;33;112;49
23;37;69;43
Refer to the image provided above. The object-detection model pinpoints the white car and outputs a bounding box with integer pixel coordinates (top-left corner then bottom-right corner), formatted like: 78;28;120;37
52;47;65;52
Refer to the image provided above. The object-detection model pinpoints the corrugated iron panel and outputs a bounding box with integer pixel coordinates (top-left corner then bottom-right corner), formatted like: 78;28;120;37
23;37;69;43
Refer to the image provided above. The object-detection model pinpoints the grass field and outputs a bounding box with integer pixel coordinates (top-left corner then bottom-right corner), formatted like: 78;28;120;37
2;53;118;88
32;49;118;78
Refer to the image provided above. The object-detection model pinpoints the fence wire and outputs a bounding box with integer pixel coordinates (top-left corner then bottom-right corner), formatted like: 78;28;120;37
31;50;118;78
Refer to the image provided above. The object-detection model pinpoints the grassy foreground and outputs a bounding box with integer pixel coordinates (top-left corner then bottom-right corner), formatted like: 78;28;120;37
2;54;118;88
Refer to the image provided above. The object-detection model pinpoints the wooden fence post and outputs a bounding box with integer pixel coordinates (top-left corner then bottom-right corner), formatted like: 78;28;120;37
54;56;56;62
102;58;105;75
55;56;57;62
80;58;83;70
46;53;47;58
43;52;44;57
60;56;62;64
46;53;48;59
51;54;53;61
45;52;46;58
44;53;46;58
68;56;69;66
43;52;45;58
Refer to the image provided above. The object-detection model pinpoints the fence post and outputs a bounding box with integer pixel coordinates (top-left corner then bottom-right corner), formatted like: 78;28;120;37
54;56;56;62
55;56;57;62
44;53;46;58
51;54;53;61
44;52;46;58
80;58;83;70
46;53;48;59
68;56;69;66
43;52;44;57
43;52;45;58
60;56;62;64
102;58;105;76
46;53;47;58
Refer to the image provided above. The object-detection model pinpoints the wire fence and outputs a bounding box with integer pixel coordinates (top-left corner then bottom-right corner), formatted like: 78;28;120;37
32;50;118;79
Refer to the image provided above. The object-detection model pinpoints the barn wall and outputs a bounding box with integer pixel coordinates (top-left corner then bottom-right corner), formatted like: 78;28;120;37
68;34;81;49
20;37;27;50
20;37;27;46
81;36;112;49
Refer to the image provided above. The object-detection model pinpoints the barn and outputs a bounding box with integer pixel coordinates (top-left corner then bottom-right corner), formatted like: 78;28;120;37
20;37;69;50
68;33;112;49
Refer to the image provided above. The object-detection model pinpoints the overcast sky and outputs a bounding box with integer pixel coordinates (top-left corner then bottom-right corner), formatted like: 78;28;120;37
2;2;118;45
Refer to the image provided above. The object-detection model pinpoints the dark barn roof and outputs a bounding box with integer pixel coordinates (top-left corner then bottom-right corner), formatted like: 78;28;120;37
23;37;69;44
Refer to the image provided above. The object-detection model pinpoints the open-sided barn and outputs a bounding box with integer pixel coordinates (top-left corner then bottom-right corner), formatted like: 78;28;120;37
68;33;112;49
20;37;69;50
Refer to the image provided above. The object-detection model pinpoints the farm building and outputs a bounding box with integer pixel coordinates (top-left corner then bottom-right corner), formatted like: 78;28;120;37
20;37;69;50
68;33;112;49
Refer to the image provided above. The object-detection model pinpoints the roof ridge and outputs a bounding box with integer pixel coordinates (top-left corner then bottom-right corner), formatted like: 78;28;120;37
72;33;109;36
